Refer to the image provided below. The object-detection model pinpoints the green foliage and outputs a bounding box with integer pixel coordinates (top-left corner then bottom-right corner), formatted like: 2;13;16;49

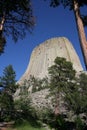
0;92;14;121
81;15;87;26
14;99;44;130
0;0;35;54
14;89;38;123
16;76;53;125
13;57;87;129
48;57;87;117
31;76;49;92
13;120;45;130
14;57;87;129
65;85;82;114
0;35;6;54
54;114;67;130
46;57;87;129
50;0;73;9
49;0;87;26
0;65;18;94
75;116;84;130
19;75;49;93
64;72;87;116
34;107;54;124
45;0;87;68
79;73;87;92
0;65;18;121
48;57;76;113
0;92;14;110
16;89;32;111
49;0;87;9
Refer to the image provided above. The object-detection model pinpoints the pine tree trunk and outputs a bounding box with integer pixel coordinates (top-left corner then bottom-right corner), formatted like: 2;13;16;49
0;16;5;33
73;0;87;69
54;105;59;116
0;16;6;53
54;94;60;116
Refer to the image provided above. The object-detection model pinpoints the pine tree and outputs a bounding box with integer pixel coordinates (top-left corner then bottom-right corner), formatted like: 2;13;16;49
0;65;18;121
0;0;35;54
48;57;76;116
65;72;87;115
46;0;87;69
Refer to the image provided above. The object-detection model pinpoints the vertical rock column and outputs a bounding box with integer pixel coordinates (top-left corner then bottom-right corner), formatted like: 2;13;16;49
18;37;83;84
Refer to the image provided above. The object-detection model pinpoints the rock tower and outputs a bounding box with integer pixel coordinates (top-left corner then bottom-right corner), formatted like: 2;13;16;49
15;37;83;111
18;37;83;84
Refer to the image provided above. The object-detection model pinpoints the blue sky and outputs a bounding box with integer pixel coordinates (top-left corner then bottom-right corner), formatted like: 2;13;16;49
0;0;87;81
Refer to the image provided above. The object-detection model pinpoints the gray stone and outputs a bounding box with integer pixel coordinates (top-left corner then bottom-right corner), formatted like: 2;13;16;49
18;37;83;85
14;37;83;113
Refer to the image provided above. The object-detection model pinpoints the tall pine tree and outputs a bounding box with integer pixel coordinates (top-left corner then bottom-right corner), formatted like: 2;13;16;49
48;57;76;116
0;0;35;54
45;0;87;69
0;65;18;121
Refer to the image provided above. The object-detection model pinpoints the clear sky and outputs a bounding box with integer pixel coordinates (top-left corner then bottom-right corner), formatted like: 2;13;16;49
0;0;87;81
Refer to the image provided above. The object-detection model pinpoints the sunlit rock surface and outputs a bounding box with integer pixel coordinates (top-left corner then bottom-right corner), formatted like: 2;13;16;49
15;37;83;112
18;37;83;84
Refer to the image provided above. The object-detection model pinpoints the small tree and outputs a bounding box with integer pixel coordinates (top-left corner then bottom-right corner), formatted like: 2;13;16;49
19;75;49;93
14;83;38;123
0;65;18;121
48;57;76;116
47;57;87;129
63;72;87;129
65;72;87;115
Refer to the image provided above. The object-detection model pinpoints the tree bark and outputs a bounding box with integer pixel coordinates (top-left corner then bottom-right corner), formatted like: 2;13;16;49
73;0;87;69
54;105;59;116
54;94;60;116
0;16;5;33
0;15;6;53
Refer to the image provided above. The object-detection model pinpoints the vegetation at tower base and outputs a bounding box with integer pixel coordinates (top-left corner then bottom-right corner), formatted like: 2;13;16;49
14;81;49;129
0;0;35;54
48;57;76;116
64;72;87;115
14;57;87;129
1;65;87;129
47;57;87;129
63;73;87;130
45;0;87;69
14;91;38;124
0;65;18;121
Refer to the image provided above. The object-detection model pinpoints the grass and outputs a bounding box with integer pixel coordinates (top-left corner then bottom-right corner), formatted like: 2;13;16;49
7;120;46;130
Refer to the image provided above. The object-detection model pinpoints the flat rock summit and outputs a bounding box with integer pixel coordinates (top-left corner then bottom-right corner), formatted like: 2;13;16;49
18;37;83;84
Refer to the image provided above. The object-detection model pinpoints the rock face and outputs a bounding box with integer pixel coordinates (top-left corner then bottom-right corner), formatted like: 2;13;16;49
30;89;67;114
18;37;83;84
15;37;83;111
30;89;53;109
14;37;83;113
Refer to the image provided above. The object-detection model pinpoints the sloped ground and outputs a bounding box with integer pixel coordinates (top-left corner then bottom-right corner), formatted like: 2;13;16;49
0;122;48;130
0;122;15;130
